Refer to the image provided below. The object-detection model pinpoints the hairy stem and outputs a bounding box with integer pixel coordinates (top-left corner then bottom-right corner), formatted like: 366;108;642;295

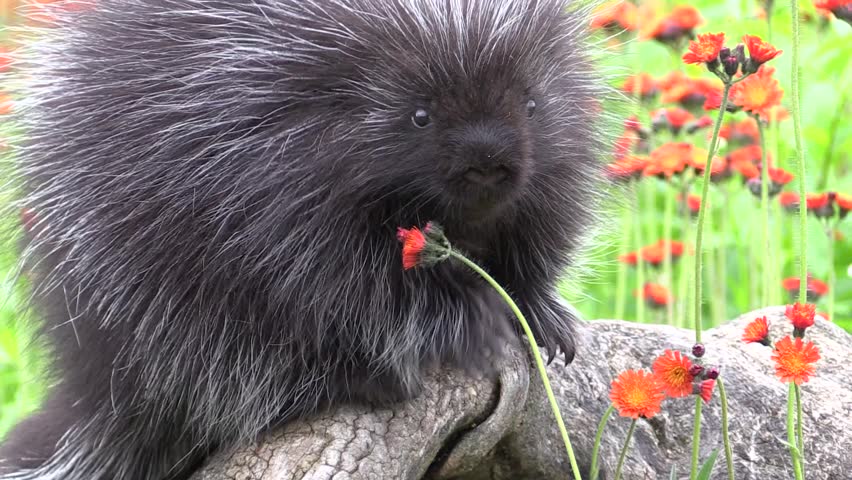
787;383;804;479
718;379;735;480
790;0;808;304
796;384;805;478
590;405;615;480
689;396;703;480
614;419;637;480
758;119;771;307
449;251;583;480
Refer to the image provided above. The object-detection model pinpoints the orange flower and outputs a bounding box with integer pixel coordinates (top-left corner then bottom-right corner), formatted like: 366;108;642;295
742;316;770;345
768;167;794;185
689;147;728;180
622;73;658;98
678;193;701;215
785;302;817;331
609;369;666;419
782;277;829;302
645;142;692;178
836;193;852;218
591;1;639;31
397;227;427;270
772;336;820;385
814;0;852;23
806;192;836;218
742;35;782;68
778;191;800;213
640;5;703;44
682;32;725;65
619;251;638;265
652;350;694;398
639;283;671;309
728;66;784;120
698;379;716;403
607;155;649;182
730;66;784;121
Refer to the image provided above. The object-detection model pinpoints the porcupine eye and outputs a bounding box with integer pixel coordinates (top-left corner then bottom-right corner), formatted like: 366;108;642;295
525;98;537;118
412;108;431;128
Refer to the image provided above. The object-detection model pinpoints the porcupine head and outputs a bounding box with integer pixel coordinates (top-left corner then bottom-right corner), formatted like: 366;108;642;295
0;0;605;478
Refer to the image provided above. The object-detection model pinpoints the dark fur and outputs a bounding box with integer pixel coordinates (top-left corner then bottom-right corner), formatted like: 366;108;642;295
0;0;604;478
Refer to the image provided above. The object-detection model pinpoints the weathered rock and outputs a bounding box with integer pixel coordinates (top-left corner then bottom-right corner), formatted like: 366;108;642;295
191;307;851;479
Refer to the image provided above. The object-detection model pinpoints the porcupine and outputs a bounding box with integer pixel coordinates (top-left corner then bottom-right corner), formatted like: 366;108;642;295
0;0;606;478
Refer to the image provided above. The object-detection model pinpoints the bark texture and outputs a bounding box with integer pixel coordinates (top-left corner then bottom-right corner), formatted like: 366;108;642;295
192;307;851;479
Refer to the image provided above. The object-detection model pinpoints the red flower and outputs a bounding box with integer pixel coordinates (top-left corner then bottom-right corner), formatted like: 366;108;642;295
806;192;836;218
653;107;695;135
591;1;639;31
772;336;820;385
782;276;829;302
397;227;427;270
652;350;694;398
622;73;658;99
698;379;716;403
785;302;817;331
730;66;784;121
778;191;800;213
742;316;770;345
640;5;703;44
689;147;728;181
836;193;852;218
678;193;702;216
814;0;852;24
720;118;760;145
768;167;794;186
645;142;692;178
742;35;783;68
682;32;725;65
639;283;671;309
659;72;722;110
607;156;648;182
609;369;666;419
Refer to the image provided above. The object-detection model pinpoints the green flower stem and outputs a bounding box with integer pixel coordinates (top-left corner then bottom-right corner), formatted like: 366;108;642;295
717;194;728;325
718;379;735;480
634;182;647;323
448;250;582;480
826;225;835;321
693;82;731;344
796;384;805;478
689;82;731;480
663;187;675;325
590;405;615;480
615;201;633;321
787;383;804;479
790;0;808;304
614;419;637;480
758;119;771;308
689;396;703;480
678;181;693;329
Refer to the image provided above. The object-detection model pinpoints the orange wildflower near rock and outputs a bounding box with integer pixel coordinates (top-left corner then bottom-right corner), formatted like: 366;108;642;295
609;369;666;419
652;350;695;398
742;316;770;345
772;336;820;385
785;302;817;331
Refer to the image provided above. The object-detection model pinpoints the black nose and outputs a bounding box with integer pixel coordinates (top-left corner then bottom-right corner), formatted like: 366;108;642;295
454;121;518;185
463;166;510;185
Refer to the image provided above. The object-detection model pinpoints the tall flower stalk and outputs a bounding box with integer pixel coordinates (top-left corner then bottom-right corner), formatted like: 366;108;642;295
396;224;583;479
790;0;808;476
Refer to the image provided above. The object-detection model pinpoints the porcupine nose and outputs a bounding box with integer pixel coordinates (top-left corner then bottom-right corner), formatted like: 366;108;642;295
458;121;518;187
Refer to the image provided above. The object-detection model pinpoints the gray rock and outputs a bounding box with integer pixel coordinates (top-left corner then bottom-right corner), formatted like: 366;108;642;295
191;307;851;479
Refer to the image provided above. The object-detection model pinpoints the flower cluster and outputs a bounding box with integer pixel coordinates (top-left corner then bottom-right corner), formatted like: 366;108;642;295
743;305;821;385
805;191;852;219
609;343;719;420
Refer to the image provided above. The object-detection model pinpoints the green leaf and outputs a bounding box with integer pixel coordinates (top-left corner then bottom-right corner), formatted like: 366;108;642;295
696;449;720;480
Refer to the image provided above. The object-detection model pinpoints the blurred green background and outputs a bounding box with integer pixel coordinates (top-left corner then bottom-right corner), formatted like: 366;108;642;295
0;0;849;440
